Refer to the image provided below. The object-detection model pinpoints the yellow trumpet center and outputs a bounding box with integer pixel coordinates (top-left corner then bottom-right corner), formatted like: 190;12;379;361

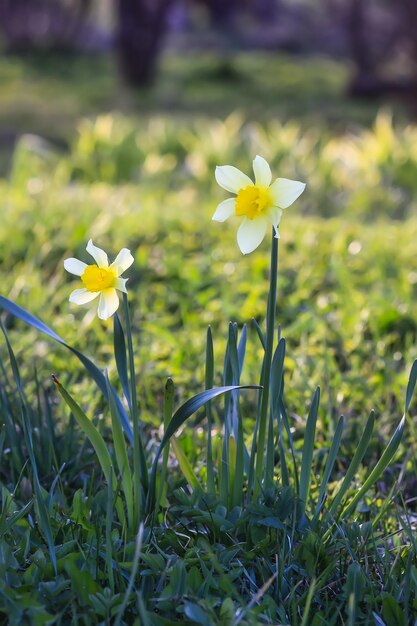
81;265;117;292
235;185;272;220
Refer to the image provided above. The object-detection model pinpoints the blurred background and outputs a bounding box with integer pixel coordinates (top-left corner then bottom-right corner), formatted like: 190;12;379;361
1;0;417;155
1;0;417;434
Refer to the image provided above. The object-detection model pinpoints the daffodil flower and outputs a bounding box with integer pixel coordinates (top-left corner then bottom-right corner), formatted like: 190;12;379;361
64;240;134;320
212;155;306;254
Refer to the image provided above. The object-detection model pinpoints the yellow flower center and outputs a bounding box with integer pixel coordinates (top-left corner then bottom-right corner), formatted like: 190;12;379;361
81;265;117;292
235;185;272;220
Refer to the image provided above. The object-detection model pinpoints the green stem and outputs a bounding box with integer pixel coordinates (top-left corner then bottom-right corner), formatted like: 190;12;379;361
253;230;278;498
123;293;143;528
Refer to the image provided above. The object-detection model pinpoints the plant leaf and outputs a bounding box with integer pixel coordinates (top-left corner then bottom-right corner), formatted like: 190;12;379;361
52;375;112;484
146;385;260;514
299;387;320;509
0;295;133;442
113;313;131;409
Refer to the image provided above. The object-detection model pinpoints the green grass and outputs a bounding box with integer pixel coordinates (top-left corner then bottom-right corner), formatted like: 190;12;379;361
1;51;417;624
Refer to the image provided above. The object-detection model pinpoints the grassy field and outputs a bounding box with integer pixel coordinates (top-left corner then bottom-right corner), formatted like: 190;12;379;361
1;50;417;624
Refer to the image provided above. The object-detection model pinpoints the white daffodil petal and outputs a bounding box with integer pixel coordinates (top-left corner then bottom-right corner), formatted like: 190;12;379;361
215;165;253;194
69;288;100;305
253;155;272;187
236;217;267;255
212;198;236;222
86;239;109;268
115;277;128;293
110;248;134;275
270;178;306;209
64;258;88;276
97;289;120;320
268;207;283;228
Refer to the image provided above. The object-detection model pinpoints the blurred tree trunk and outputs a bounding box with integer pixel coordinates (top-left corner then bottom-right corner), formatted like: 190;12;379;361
116;0;173;86
345;0;417;98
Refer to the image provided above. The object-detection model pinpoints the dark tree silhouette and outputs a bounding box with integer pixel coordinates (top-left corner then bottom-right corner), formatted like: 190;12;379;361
341;0;417;98
116;0;173;86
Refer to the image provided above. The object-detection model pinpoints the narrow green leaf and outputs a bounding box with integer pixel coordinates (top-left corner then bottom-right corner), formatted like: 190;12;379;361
147;385;259;514
105;372;134;530
279;396;299;493
52;375;112;483
299;387;320;509
312;415;344;524
1;322;57;574
326;411;375;518
105;469;115;594
265;410;275;490
252;318;266;351
171;437;202;491
156;377;175;515
341;416;405;519
1;500;33;537
0;295;133;442
122;292;148;523
237;323;247;375
205;327;215;494
161;386;259;455
270;339;286;413
113;313;131;409
405;359;417;414
220;417;230;507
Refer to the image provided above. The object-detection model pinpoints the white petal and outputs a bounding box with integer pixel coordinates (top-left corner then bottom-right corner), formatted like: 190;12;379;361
236;217;267;255
115;277;128;293
97;289;119;320
212;198;235;222
64;258;87;276
69;288;99;305
215;165;253;194
268;207;283;228
110;248;134;275
86;239;108;268
253;155;272;187
270;178;306;209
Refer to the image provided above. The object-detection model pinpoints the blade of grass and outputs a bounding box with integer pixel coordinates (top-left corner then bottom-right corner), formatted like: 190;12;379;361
325;411;375;519
267;339;286;490
105;469;115;594
53;374;126;528
254;232;278;499
279;395;299;494
205;327;215;495
299;387;320;511
113;313;131;410
171;437;202;492
1;322;57;573
105;372;134;530
146;385;260;515
312;415;345;525
155;378;175;516
0;295;133;442
52;374;112;483
340;416;405;519
123;293;147;529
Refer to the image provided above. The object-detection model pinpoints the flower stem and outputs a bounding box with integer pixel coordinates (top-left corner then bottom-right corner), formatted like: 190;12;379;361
123;292;142;528
253;229;278;498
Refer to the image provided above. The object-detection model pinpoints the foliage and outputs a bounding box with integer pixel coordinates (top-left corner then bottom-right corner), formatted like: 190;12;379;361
1;109;417;623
